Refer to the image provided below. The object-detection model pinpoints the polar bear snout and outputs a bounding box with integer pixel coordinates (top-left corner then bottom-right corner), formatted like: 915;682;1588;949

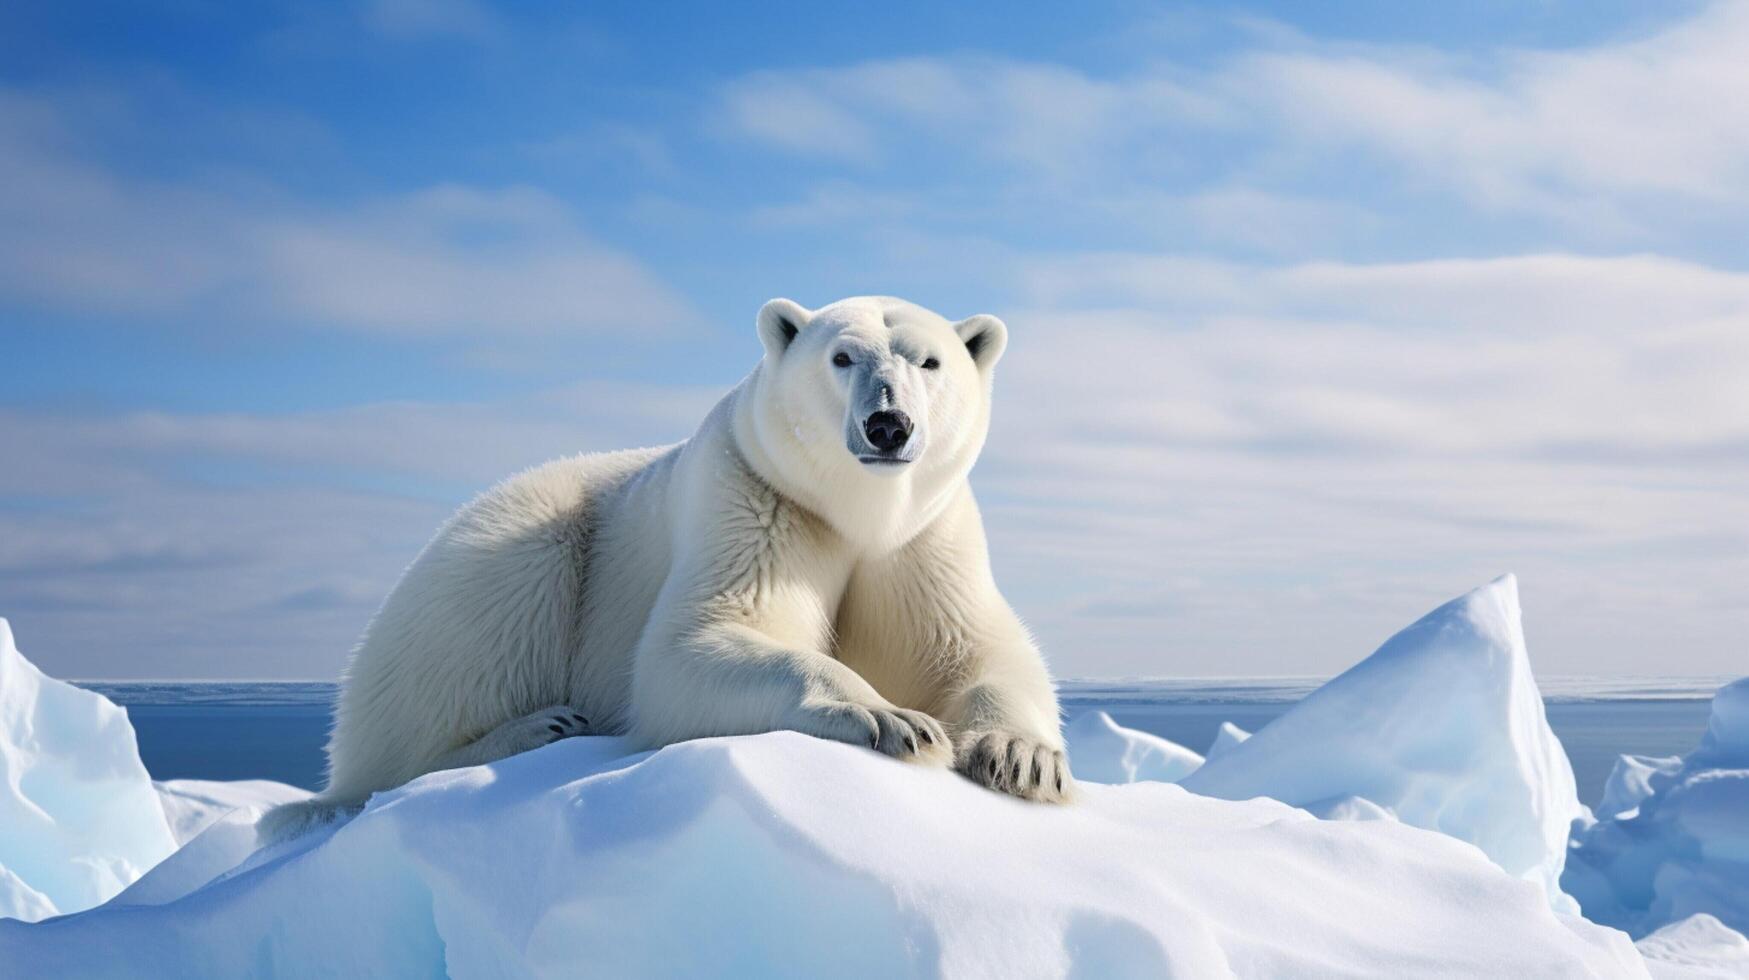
862;410;913;457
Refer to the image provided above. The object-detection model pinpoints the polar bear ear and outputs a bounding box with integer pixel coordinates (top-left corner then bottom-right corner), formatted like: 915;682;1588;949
757;298;814;359
954;314;1008;371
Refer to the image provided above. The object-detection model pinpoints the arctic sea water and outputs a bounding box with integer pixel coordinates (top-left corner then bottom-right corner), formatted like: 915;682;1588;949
81;678;1722;808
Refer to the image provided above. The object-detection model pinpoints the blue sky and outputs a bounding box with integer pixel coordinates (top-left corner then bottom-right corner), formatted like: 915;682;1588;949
1;0;1745;679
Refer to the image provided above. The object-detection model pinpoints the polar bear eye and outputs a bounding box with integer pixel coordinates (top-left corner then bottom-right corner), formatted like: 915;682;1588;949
921;357;940;371
832;352;852;368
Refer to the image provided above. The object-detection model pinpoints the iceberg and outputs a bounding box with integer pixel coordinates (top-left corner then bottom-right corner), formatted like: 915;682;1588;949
1695;678;1749;766
1062;710;1202;785
0;732;1644;978
1204;721;1251;760
1565;678;1749;940
0;619;177;922
1181;575;1584;911
1597;755;1684;820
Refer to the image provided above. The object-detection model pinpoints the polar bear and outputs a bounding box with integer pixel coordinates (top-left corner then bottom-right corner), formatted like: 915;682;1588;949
261;296;1070;842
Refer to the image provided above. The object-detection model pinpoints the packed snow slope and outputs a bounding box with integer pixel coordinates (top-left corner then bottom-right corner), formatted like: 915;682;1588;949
0;731;1643;978
1634;914;1749;979
1566;677;1749;940
117;779;312;909
0;619;176;922
1182;574;1583;910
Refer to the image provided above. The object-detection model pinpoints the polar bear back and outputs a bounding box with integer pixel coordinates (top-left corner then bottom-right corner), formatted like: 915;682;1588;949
324;444;674;799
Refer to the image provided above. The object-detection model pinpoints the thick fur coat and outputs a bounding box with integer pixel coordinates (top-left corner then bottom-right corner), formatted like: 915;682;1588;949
261;296;1069;842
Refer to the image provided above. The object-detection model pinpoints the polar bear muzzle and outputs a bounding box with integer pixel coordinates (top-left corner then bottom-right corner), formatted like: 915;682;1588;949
861;410;913;460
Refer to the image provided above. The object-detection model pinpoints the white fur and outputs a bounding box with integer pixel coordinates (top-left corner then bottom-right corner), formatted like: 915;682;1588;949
261;296;1068;843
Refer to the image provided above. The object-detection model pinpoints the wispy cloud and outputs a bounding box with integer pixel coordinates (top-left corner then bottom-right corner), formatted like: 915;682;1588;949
0;88;695;337
972;251;1749;674
0;379;722;677
720;56;1218;178
718;3;1749;239
1231;2;1749;210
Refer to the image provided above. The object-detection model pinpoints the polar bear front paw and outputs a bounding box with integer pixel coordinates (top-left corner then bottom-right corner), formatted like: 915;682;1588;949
792;701;952;765
493;705;592;756
956;731;1074;803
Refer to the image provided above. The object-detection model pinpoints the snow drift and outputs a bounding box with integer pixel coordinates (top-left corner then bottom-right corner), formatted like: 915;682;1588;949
0;618;177;922
0;731;1642;978
117;779;313;909
1181;574;1584;910
1565;677;1749;940
1634;914;1749;980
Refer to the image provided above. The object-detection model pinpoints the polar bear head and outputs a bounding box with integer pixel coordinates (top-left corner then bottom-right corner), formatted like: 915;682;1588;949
735;295;1007;547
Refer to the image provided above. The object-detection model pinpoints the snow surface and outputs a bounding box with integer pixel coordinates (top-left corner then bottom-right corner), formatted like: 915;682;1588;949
1062;710;1202;784
1181;574;1584;911
1635;914;1749;979
0;732;1645;978
1565;678;1749;940
113;779;315;909
156;778;313;848
0;618;177;923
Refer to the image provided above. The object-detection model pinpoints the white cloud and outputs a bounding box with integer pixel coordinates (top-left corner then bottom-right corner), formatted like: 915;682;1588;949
718;3;1749;233
1230;2;1749;209
0;89;695;337
972;252;1749;676
256;186;694;336
0;379;723;678
719;56;1216;177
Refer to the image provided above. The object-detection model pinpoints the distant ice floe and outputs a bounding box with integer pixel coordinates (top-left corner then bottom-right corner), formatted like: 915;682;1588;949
0;619;178;923
1565;677;1749;943
1203;721;1251;761
1062;710;1202;784
1597;754;1685;821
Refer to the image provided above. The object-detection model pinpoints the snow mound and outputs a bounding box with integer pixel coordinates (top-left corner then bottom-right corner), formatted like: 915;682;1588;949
112;780;315;909
1635;914;1749;980
156;779;313;848
0;732;1643;978
1565;678;1749;939
1204;721;1251;760
0;619;177;922
1181;574;1583;911
1063;710;1202;784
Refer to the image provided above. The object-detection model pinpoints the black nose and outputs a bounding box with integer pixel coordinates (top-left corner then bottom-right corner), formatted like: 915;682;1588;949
864;410;913;453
